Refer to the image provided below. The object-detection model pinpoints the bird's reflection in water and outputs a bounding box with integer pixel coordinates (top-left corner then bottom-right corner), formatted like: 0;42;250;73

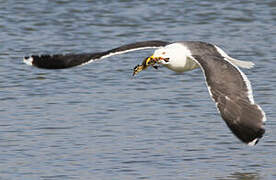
218;172;261;180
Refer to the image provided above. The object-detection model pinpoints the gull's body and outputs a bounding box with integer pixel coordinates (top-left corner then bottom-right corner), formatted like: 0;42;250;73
153;42;254;72
23;40;266;145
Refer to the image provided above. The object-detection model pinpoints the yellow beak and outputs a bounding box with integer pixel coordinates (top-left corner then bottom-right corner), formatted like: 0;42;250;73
145;56;170;65
144;55;155;66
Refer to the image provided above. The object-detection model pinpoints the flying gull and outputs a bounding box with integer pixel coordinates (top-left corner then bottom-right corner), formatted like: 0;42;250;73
23;40;266;145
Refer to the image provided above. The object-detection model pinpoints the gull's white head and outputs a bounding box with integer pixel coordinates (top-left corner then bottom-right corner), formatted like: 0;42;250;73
152;43;192;72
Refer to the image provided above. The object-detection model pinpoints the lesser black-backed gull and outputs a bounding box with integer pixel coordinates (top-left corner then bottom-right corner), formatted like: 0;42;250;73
23;40;266;145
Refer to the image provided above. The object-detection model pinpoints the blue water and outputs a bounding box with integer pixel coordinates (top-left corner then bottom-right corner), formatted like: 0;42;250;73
1;0;276;179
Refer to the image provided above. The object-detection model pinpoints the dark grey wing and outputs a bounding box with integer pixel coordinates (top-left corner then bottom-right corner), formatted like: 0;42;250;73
23;40;169;69
191;55;266;145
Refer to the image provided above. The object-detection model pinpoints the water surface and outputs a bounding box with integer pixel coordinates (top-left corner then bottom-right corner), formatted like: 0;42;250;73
0;0;276;179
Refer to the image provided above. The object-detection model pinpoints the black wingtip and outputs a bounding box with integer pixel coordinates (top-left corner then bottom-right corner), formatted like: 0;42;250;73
247;127;265;146
23;54;96;69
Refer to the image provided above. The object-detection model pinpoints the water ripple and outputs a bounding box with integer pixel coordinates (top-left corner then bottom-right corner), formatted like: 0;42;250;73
0;0;275;179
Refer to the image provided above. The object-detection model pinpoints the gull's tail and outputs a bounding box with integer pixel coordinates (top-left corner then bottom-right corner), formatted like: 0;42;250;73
214;45;255;69
226;57;255;69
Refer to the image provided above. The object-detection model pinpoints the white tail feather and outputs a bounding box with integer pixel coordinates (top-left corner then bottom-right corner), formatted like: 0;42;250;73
215;45;255;69
226;57;255;69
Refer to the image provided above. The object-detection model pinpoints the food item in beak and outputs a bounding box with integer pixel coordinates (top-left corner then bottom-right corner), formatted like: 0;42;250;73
132;56;157;76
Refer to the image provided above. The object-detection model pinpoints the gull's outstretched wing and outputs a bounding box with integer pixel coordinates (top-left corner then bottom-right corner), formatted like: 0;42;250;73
191;55;266;145
23;40;169;69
